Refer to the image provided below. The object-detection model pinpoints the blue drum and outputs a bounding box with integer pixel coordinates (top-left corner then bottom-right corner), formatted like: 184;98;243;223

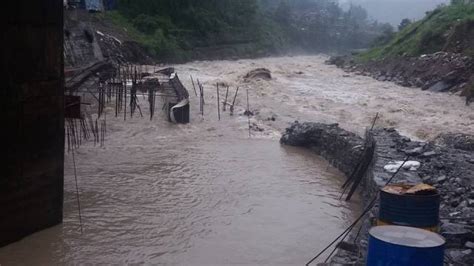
367;225;445;266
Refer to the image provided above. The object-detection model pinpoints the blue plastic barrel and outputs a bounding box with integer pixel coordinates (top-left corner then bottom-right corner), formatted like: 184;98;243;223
367;225;445;266
379;188;440;228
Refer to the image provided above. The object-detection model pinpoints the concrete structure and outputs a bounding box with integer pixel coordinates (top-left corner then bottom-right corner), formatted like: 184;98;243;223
1;0;64;247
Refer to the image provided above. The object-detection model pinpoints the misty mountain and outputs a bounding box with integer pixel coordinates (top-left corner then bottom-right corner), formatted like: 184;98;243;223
338;0;449;26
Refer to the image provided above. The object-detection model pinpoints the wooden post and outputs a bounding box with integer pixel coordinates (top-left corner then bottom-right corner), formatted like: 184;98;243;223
217;83;221;121
201;82;205;105
246;89;251;137
197;79;202;115
124;81;127;121
197;79;205;117
223;86;229;112
370;112;379;130
200;83;204;116
231;87;239;116
190;75;198;96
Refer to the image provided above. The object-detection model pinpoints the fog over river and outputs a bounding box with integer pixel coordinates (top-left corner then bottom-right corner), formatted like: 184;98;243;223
0;55;471;265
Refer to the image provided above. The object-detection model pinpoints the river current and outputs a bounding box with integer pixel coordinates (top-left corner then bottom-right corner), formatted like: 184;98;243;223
1;55;472;265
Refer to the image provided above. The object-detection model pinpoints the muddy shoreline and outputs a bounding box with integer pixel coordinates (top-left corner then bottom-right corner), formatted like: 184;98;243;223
281;121;474;265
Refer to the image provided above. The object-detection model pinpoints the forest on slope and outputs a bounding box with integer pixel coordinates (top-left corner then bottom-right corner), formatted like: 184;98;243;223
101;0;393;62
359;1;474;61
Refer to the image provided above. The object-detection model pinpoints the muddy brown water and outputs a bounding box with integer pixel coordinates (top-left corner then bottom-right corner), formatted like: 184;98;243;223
0;116;359;265
176;55;473;140
2;55;471;265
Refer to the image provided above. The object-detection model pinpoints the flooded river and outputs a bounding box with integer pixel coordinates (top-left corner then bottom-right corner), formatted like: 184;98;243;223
1;55;471;265
0;112;358;265
176;55;473;140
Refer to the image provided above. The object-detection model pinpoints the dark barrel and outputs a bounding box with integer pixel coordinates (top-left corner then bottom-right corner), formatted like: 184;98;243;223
379;187;440;228
367;225;445;266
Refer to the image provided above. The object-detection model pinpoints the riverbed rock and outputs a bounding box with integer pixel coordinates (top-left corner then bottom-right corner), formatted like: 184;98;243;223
244;68;272;81
466;241;474;249
435;133;474;152
404;147;423;156
428;81;452;92
437;175;447;183
421;151;439;158
441;223;473;248
447;249;474;265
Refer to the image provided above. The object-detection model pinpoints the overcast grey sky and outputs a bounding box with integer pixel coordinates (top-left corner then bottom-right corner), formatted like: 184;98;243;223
338;0;450;26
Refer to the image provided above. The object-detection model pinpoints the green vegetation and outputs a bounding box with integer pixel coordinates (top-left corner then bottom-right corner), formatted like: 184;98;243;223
98;0;271;61
101;10;188;61
99;0;392;62
358;3;474;62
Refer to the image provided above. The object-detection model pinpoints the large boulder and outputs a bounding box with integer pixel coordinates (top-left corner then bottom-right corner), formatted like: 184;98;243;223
244;68;272;81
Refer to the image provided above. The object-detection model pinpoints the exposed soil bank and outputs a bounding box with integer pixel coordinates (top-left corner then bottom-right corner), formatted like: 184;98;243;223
281;121;474;265
64;9;154;66
327;52;474;104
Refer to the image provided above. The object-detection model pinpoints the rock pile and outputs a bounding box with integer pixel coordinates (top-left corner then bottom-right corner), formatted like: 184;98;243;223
327;52;474;96
281;122;364;176
435;133;474;152
96;31;154;65
281;121;474;265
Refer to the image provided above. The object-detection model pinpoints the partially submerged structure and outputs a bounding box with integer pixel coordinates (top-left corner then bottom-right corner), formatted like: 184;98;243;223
153;68;190;124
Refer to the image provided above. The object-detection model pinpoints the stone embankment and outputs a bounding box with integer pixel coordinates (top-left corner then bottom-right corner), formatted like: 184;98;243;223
326;52;474;102
281;121;474;265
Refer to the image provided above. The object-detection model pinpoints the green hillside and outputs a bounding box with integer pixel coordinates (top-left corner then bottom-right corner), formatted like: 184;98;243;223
93;0;392;62
359;3;474;62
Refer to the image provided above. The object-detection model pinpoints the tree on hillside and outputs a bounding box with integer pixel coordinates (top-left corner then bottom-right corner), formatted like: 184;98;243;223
372;23;395;46
451;0;474;5
398;18;412;31
274;1;291;24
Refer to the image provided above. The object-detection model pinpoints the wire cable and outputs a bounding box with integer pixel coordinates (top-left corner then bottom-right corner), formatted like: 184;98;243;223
306;156;410;265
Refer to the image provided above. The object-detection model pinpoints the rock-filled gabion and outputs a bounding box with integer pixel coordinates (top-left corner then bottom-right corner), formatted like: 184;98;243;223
281;121;474;265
